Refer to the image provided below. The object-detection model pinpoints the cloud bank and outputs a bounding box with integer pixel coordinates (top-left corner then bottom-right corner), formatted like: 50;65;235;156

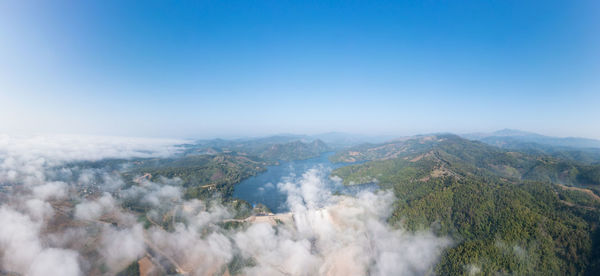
0;134;449;275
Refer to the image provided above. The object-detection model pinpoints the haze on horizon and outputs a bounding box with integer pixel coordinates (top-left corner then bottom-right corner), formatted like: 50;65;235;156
1;1;599;139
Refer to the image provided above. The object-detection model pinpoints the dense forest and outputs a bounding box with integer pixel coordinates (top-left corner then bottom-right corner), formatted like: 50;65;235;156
119;138;330;201
124;153;268;200
332;135;600;187
75;134;600;275
332;135;600;274
183;137;330;161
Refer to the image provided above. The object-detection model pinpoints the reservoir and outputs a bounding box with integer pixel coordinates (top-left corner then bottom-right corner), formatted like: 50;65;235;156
232;152;377;213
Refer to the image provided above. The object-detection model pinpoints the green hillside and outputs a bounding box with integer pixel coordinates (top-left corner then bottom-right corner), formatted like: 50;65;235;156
333;134;600;187
331;135;600;275
123;153;268;200
120;137;330;201
185;137;330;161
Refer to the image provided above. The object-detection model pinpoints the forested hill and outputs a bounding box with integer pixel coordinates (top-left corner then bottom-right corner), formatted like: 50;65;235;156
110;137;330;202
465;129;600;150
123;154;269;200
331;134;600;275
332;134;600;187
184;136;330;161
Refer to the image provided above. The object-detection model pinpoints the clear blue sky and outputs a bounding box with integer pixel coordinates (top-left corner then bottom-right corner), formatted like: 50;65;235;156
1;0;598;139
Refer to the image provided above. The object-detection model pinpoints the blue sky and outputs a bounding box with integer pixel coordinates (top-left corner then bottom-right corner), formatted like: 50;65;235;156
1;0;598;139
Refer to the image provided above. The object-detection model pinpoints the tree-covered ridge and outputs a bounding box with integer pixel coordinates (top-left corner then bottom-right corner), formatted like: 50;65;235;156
113;137;330;202
184;136;330;161
481;136;600;161
122;153;268;200
390;174;599;275
331;134;600;275
111;153;268;235
464;129;600;151
332;134;600;187
258;139;329;161
329;135;445;163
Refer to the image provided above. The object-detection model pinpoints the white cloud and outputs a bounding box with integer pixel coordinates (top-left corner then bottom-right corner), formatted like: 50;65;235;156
0;207;81;275
32;181;67;200
25;198;55;220
0;134;184;185
231;168;451;275
0;134;450;275
149;225;234;274
74;193;116;221
27;248;81;276
100;224;146;273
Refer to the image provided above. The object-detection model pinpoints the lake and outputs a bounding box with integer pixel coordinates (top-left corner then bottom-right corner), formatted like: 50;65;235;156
232;152;377;213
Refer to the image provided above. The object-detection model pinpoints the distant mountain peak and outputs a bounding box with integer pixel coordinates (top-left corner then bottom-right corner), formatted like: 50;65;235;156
462;129;600;150
491;129;538;137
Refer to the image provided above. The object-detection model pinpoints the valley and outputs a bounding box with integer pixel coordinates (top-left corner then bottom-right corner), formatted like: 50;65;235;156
2;131;600;275
113;133;600;275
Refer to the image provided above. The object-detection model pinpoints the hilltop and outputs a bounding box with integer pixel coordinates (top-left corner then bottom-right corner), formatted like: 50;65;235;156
330;134;600;274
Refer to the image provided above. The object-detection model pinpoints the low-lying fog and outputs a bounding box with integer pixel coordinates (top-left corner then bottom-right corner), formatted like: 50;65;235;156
0;134;449;276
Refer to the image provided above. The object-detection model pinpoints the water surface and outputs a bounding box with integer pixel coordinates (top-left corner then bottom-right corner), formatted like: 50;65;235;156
233;152;376;213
